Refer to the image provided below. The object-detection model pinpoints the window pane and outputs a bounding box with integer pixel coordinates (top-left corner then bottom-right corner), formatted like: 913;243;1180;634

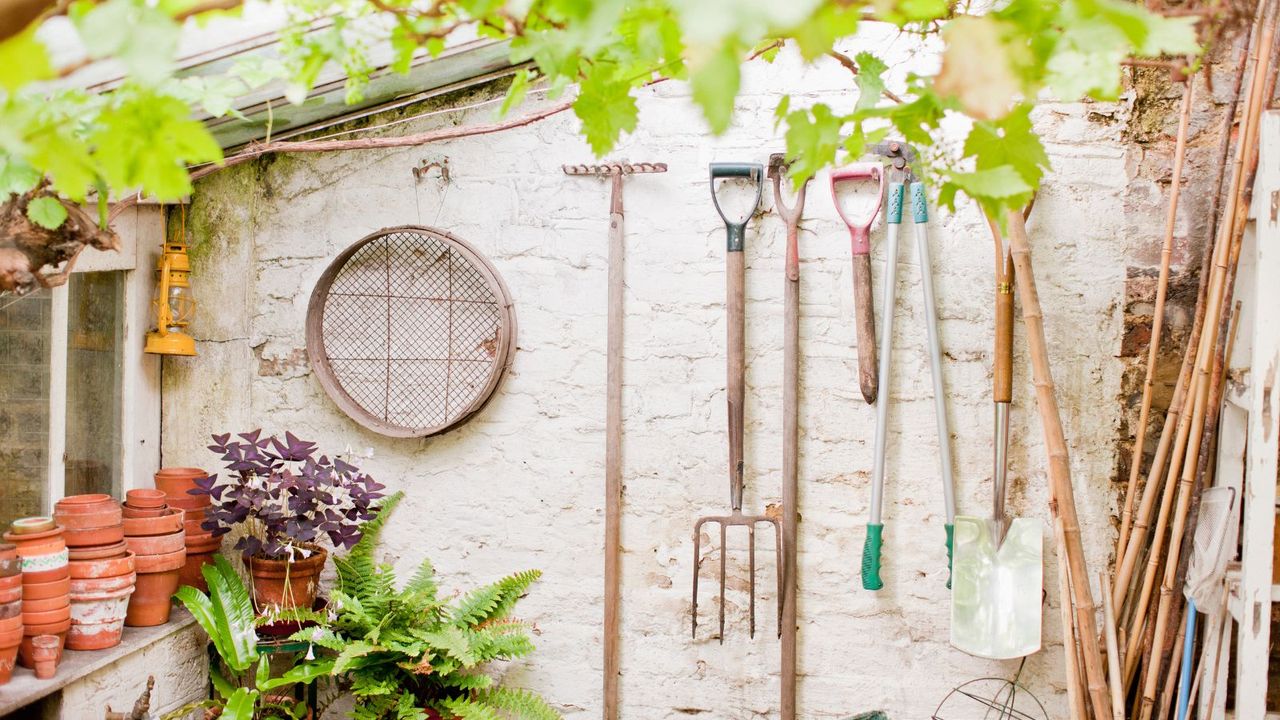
0;290;51;525
65;272;124;499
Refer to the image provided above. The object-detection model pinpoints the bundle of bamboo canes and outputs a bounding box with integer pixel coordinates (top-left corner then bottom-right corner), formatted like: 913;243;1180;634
1105;2;1279;717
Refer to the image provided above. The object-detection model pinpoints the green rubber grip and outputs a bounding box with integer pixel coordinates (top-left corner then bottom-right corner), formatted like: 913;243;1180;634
887;182;904;224
944;523;954;590
909;181;928;223
862;523;884;590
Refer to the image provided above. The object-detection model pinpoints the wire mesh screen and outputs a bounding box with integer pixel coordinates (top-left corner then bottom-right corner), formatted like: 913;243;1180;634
306;226;516;438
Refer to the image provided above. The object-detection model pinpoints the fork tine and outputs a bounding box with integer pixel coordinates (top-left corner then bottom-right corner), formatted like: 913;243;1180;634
773;519;784;637
718;522;727;644
748;524;757;639
691;523;702;638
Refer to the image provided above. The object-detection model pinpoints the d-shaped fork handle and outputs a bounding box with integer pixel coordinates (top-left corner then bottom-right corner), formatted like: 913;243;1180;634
710;162;764;252
829;163;885;255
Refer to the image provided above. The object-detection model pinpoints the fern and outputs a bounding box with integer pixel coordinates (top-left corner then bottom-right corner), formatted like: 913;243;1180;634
474;687;562;720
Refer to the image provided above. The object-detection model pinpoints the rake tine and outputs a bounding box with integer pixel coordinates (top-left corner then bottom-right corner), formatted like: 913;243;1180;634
750;524;759;638
718;522;727;644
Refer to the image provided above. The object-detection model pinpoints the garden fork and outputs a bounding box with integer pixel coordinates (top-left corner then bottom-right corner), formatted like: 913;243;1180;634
692;162;782;642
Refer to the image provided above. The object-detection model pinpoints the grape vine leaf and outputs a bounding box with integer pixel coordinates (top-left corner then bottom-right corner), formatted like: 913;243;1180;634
0;26;54;91
690;41;743;134
934;16;1022;120
853;52;888;112
0;157;42;196
963;106;1051;186
573;70;639;155
27;197;68;230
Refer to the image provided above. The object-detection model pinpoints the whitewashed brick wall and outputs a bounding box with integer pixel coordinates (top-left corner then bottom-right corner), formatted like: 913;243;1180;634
163;29;1174;719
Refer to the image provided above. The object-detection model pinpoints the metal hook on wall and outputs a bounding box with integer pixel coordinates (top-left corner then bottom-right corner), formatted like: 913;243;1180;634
412;158;450;183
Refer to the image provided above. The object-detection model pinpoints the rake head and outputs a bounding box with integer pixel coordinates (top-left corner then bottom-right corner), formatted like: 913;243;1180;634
691;510;782;642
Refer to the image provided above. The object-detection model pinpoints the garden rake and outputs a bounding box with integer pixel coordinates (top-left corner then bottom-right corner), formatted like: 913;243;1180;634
692;162;782;642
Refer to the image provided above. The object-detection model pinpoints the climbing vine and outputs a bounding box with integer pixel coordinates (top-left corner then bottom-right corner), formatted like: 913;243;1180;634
0;0;1221;289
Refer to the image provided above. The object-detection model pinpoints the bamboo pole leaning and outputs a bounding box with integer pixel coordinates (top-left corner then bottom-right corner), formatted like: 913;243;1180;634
1005;210;1112;720
1134;14;1275;719
1059;518;1086;720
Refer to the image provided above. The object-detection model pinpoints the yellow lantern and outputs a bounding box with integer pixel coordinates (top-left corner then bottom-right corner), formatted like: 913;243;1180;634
144;239;197;356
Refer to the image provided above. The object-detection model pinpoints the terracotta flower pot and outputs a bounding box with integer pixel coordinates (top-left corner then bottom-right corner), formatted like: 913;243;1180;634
154;467;208;497
126;489;167;508
68;586;133;650
0;643;15;685
122;509;183;538
177;535;220;593
165;494;211;512
246;547;328;611
134;548;186;574
125;568;180;627
23;604;70;626
0;616;21;636
0;625;21;647
68;540;128;561
29;634;60;678
0;601;20;620
53;496;122;529
52;494;114;513
21;595;68;613
0;543;15;561
62;524;125;548
70;552;135;580
5;525;65;558
71;571;136;595
0;558;18;579
125;528;185;556
23;577;70;601
22;556;70;584
0;574;20;590
18;622;66;668
122;504;169;519
8;517;56;535
0;588;18;605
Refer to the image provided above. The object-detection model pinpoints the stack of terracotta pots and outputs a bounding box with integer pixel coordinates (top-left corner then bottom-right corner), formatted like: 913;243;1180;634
153;468;218;593
0;544;22;684
4;517;69;670
123;486;186;627
57;494;134;651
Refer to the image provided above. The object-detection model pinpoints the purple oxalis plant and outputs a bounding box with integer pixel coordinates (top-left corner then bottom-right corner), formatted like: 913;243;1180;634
193;430;387;561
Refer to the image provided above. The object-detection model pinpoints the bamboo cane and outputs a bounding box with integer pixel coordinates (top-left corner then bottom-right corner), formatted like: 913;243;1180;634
1059;517;1086;720
1006;211;1112;720
1154;604;1188;720
1116;78;1195;562
1102;574;1126;720
1135;19;1274;719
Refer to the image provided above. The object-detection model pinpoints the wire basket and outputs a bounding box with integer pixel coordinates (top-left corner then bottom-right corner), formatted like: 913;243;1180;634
305;226;516;438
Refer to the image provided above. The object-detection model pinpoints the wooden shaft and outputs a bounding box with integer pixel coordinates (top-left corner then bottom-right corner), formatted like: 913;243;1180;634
1102;574;1127;720
994;257;1014;404
727;249;746;510
1005;211;1112;720
852;254;878;404
781;244;799;720
603;174;624;720
1056;517;1086;720
1118;79;1194;561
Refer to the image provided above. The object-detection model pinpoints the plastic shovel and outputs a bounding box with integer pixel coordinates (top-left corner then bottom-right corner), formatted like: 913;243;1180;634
950;221;1043;659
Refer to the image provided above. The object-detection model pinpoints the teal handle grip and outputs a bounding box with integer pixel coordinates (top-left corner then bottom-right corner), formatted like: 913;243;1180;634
710;162;763;179
910;181;928;223
887;182;905;224
944;523;954;590
862;523;884;590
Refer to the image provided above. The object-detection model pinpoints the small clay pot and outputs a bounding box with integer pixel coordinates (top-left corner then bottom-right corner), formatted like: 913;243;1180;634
68;586;133;650
29;633;60;678
0;601;21;620
177;536;220;593
122;509;183;538
0;574;20;591
8;517;56;535
18;622;66;668
23;604;70;625
154;467;208;497
0;625;22;647
22;564;70;585
185;533;221;554
68;540;128;561
184;519;207;536
247;547;328;611
122;504;169;519
62;524;125;548
22;576;70;601
21;595;68;614
165;494;211;512
70;571;135;595
134;548;186;574
125;568;180;627
0;543;15;561
125;528;185;556
0;609;22;628
69;552;135;580
53;496;121;530
6;526;65;558
51;494;114;513
0;643;16;685
125;489;167;508
0;588;19;605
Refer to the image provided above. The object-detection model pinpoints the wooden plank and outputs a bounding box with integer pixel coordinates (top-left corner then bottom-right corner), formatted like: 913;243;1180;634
1235;109;1279;720
119;205;164;491
45;284;68;511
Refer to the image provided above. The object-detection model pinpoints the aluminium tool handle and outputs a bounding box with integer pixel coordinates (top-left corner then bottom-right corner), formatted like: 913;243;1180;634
710;162;760;509
710;162;764;252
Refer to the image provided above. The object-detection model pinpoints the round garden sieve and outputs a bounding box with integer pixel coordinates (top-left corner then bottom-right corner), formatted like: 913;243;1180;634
305;225;516;438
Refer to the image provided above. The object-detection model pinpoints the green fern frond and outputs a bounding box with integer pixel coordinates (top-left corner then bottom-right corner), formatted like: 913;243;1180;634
485;569;542;623
474;686;563;720
414;626;476;667
436;697;501;720
286;626;346;652
440;672;493;691
336;492;403;610
399;557;439;603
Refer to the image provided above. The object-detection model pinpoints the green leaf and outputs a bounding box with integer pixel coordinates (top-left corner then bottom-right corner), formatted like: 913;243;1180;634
789;5;860;61
0;157;42;196
934;15;1023;120
572;69;638;156
208;666;236;700
333;640;379;674
221;687;259;720
689;41;741;134
498;69;532;118
1136;15;1199;56
772;95;790;131
783;103;846;185
26;197;67;229
0;25;54;91
198;555;258;672
853;52;888;112
260;659;335;690
76;0;180;84
963;105;1051;186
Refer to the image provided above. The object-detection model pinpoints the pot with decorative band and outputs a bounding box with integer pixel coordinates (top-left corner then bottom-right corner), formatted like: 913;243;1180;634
20;548;69;574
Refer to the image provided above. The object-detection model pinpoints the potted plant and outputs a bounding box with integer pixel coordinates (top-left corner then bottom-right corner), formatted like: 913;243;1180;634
167;556;333;720
192;431;386;612
295;493;560;720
